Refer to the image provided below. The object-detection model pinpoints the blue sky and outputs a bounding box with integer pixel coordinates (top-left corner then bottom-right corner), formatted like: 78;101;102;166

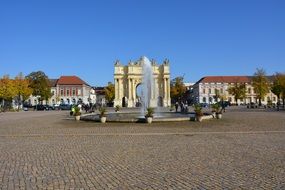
0;0;284;86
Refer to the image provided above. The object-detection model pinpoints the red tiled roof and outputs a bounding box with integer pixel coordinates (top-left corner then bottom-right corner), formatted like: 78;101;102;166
198;76;251;83
57;76;89;86
49;79;58;87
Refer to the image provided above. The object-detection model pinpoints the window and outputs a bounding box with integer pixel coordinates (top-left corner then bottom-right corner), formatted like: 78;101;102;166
248;88;251;94
209;89;212;94
72;89;76;96
203;97;206;103
220;88;223;94
209;97;213;103
203;89;206;94
66;89;70;96
60;89;64;96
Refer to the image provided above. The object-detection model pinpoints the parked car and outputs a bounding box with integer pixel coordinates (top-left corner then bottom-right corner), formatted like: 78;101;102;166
23;103;33;111
59;104;72;110
53;104;60;110
200;103;209;108
44;105;55;110
34;105;46;111
217;101;231;107
247;102;258;108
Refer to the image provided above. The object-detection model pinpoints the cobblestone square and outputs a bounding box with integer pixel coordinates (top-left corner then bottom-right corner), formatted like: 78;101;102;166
0;108;285;189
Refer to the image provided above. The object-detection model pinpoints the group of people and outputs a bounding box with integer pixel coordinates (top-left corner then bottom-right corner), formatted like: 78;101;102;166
70;103;103;116
175;102;189;113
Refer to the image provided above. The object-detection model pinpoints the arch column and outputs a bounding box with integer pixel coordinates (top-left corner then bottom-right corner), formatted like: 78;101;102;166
128;78;131;99
127;78;134;107
132;80;136;101
167;78;171;106
114;78;121;107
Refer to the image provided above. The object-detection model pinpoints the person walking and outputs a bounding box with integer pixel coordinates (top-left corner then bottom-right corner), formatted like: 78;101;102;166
175;102;179;112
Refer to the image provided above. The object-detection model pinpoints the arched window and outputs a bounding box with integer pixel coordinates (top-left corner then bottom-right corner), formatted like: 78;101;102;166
209;97;213;103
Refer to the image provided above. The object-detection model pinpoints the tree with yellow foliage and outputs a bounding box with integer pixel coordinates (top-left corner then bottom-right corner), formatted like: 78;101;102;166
104;82;115;106
0;75;16;111
170;77;186;103
14;72;32;110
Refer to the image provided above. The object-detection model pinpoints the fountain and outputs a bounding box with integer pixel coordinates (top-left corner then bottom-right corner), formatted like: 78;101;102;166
140;56;156;116
80;56;213;123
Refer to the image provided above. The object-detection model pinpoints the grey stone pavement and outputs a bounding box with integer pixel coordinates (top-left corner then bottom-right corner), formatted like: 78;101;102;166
0;107;285;189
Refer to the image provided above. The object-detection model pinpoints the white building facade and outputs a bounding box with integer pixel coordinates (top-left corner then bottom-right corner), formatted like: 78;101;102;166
27;76;94;106
192;76;278;105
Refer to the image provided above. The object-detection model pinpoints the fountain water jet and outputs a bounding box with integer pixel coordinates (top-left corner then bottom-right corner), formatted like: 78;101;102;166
140;56;156;116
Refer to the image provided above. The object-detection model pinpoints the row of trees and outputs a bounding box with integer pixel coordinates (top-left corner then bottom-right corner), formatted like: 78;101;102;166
228;69;285;106
0;71;51;111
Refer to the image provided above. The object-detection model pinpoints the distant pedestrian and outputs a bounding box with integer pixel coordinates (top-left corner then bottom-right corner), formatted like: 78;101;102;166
180;102;184;113
184;104;188;114
70;105;75;116
222;102;226;112
175;102;179;112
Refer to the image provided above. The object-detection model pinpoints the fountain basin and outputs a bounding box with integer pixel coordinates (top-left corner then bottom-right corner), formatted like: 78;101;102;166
80;112;213;123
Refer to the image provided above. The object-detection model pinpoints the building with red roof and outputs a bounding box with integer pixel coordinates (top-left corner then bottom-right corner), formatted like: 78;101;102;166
192;76;277;105
28;75;96;106
50;76;92;105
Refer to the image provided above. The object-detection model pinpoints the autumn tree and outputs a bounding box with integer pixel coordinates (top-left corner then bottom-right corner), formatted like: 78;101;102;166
252;68;270;106
14;72;33;110
26;71;51;104
0;75;16;110
170;76;186;103
104;82;115;106
271;73;285;107
214;89;222;102
228;83;247;104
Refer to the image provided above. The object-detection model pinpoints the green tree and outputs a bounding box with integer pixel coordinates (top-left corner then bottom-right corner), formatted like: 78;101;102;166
228;83;247;104
170;76;186;103
214;89;221;102
104;82;115;105
252;68;270;106
14;72;33;110
0;75;16;110
26;71;51;104
272;73;285;107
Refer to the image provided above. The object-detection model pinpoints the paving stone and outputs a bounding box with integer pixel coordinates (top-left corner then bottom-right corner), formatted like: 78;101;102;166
0;108;284;189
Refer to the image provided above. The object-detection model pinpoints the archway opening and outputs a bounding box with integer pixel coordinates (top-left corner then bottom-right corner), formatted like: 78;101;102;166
122;97;127;107
136;83;143;107
158;96;163;107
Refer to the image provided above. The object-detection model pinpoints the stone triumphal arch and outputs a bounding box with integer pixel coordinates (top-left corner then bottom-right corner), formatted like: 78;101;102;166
114;57;171;108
